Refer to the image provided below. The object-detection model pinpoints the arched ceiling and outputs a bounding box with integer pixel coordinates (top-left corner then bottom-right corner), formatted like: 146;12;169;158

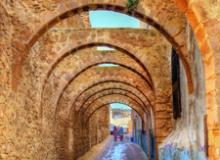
4;0;193;92
54;66;154;122
74;82;151;112
31;29;170;93
83;94;146;123
81;89;148;115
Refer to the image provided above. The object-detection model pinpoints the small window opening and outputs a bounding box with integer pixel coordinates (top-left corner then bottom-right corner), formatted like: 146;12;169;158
171;48;182;119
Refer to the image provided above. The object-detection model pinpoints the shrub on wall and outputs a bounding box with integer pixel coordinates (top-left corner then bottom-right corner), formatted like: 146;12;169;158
127;0;139;11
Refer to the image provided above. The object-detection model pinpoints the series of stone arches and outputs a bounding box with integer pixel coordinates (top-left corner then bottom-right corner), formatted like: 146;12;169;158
1;0;220;159
72;80;153;111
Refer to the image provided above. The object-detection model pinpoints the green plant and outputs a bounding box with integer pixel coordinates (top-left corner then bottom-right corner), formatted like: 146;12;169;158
127;0;139;11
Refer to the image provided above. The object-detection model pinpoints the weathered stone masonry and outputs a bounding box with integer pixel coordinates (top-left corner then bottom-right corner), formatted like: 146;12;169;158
1;0;220;159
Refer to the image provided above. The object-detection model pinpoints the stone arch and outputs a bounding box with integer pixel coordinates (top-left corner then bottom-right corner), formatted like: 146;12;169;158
33;28;171;100
41;43;154;94
50;67;154;127
83;94;146;124
57;90;152;160
54;61;151;100
81;89;149;116
67;81;155;132
174;1;220;157
13;0;193;93
41;45;156;110
41;67;156;135
54;67;172;145
56;92;147;155
1;0;220;159
25;0;185;48
57;67;154;110
77;88;149;114
80;91;152;129
38;29;172;121
42;63;154;119
72;80;153;112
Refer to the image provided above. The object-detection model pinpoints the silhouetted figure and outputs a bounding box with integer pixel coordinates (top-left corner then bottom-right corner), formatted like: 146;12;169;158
113;126;118;142
118;127;124;141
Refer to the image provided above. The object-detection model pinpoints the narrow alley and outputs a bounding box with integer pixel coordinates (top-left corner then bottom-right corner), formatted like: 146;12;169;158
100;142;148;160
78;137;148;160
1;1;220;160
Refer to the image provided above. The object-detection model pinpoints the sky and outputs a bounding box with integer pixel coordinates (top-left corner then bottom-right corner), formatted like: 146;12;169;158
111;103;132;110
90;10;140;51
98;63;119;67
89;10;140;28
89;11;137;110
90;10;140;66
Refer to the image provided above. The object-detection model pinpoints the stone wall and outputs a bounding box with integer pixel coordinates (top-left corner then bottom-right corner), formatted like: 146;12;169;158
1;0;220;159
0;8;173;160
71;105;110;159
54;103;110;160
88;106;110;147
159;25;207;160
0;9;91;159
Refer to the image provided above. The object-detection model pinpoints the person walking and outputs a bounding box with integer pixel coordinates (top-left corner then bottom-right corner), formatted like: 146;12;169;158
113;126;118;142
118;127;124;142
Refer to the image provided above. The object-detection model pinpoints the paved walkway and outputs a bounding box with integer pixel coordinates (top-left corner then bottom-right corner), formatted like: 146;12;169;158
78;136;148;160
97;141;148;160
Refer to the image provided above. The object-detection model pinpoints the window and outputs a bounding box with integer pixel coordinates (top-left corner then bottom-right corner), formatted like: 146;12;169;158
171;48;181;119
